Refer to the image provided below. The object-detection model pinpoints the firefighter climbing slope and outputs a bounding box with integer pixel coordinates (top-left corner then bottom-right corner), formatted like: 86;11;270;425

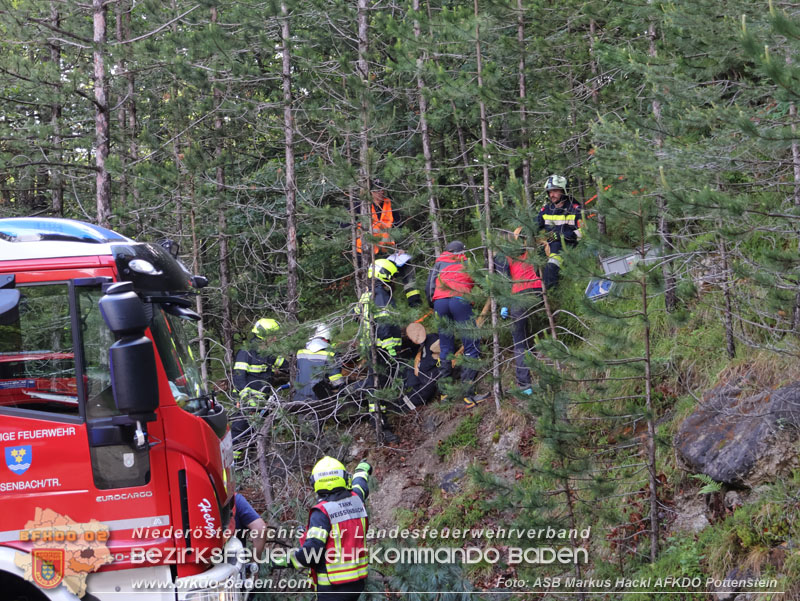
271;457;373;601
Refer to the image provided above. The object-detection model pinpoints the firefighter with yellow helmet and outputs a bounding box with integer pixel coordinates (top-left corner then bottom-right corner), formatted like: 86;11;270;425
271;456;373;601
232;318;286;407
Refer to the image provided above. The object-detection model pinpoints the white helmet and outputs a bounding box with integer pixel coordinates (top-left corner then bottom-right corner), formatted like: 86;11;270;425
386;252;412;268
307;323;331;350
544;174;567;192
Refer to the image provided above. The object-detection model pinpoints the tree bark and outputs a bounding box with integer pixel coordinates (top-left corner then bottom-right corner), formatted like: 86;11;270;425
93;0;111;227
474;0;501;409
516;0;530;207
281;1;299;324
49;2;63;216
413;0;441;256
649;16;676;312
639;207;659;562
212;6;233;367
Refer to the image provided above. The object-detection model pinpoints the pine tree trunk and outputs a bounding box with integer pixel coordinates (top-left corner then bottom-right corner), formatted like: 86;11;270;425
212;7;233;367
357;0;381;441
789;59;800;332
590;18;606;235
190;200;209;383
649;18;676;312
719;233;737;359
639;211;659;562
474;0;501;408
93;0;111;227
49;2;63;216
357;0;371;288
413;0;441;256
282;1;299;324
516;0;530;207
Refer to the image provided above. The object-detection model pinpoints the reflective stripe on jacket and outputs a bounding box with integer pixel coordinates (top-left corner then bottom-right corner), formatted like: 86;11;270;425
537;197;582;246
233;346;284;393
300;492;369;586
294;348;343;400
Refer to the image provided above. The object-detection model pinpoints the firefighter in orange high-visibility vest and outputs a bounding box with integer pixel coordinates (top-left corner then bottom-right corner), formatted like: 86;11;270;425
270;457;373;601
356;183;398;255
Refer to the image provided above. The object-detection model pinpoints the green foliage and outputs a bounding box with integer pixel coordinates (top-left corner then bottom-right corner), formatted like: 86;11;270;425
426;489;485;533
436;412;482;460
690;474;722;495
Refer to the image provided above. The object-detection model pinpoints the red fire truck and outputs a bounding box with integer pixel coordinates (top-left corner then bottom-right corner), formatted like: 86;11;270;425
0;218;251;600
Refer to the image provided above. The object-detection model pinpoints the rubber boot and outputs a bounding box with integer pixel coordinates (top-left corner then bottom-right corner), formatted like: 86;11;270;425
372;414;398;444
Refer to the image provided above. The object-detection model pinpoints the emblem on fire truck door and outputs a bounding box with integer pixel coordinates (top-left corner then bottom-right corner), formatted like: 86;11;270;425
5;445;32;475
31;549;65;589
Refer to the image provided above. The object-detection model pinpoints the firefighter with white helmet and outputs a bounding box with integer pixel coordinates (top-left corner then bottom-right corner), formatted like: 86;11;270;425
538;174;582;289
271;456;373;601
293;323;345;402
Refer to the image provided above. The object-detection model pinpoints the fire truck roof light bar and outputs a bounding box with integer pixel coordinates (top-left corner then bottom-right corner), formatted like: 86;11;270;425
0;218;130;244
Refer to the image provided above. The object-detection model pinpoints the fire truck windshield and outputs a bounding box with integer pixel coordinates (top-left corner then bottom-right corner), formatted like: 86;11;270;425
148;307;207;412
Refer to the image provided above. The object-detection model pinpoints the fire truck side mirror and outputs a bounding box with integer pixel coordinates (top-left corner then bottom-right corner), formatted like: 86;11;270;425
0;274;20;326
99;284;159;418
0;289;20;326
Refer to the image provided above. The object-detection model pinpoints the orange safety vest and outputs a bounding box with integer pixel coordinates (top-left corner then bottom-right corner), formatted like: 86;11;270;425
356;195;395;254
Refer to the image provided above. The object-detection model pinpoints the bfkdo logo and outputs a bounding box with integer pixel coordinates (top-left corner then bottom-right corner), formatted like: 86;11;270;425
32;549;65;589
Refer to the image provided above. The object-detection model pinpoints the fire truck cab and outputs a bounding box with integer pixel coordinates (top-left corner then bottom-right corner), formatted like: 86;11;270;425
0;218;251;600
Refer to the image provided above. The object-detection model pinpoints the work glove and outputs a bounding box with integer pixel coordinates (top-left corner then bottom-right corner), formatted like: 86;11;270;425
270;554;290;569
356;460;373;476
545;230;559;243
500;307;509;320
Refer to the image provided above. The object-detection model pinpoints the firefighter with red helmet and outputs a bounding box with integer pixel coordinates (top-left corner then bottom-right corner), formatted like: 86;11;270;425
271;457;373;601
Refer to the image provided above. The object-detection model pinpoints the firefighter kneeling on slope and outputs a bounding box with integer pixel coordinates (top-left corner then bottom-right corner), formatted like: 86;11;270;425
293;324;345;403
270;456;373;601
538;174;582;289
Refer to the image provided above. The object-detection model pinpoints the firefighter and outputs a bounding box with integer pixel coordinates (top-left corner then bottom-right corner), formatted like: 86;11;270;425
356;183;398;256
401;332;440;408
231;318;286;462
496;239;543;394
293;324;345;402
233;318;286;407
537;174;582;289
271;456;372;601
426;240;483;408
353;252;419;442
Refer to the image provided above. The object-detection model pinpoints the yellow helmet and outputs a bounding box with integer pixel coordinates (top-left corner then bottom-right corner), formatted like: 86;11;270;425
367;258;398;284
252;318;279;339
310;456;350;493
